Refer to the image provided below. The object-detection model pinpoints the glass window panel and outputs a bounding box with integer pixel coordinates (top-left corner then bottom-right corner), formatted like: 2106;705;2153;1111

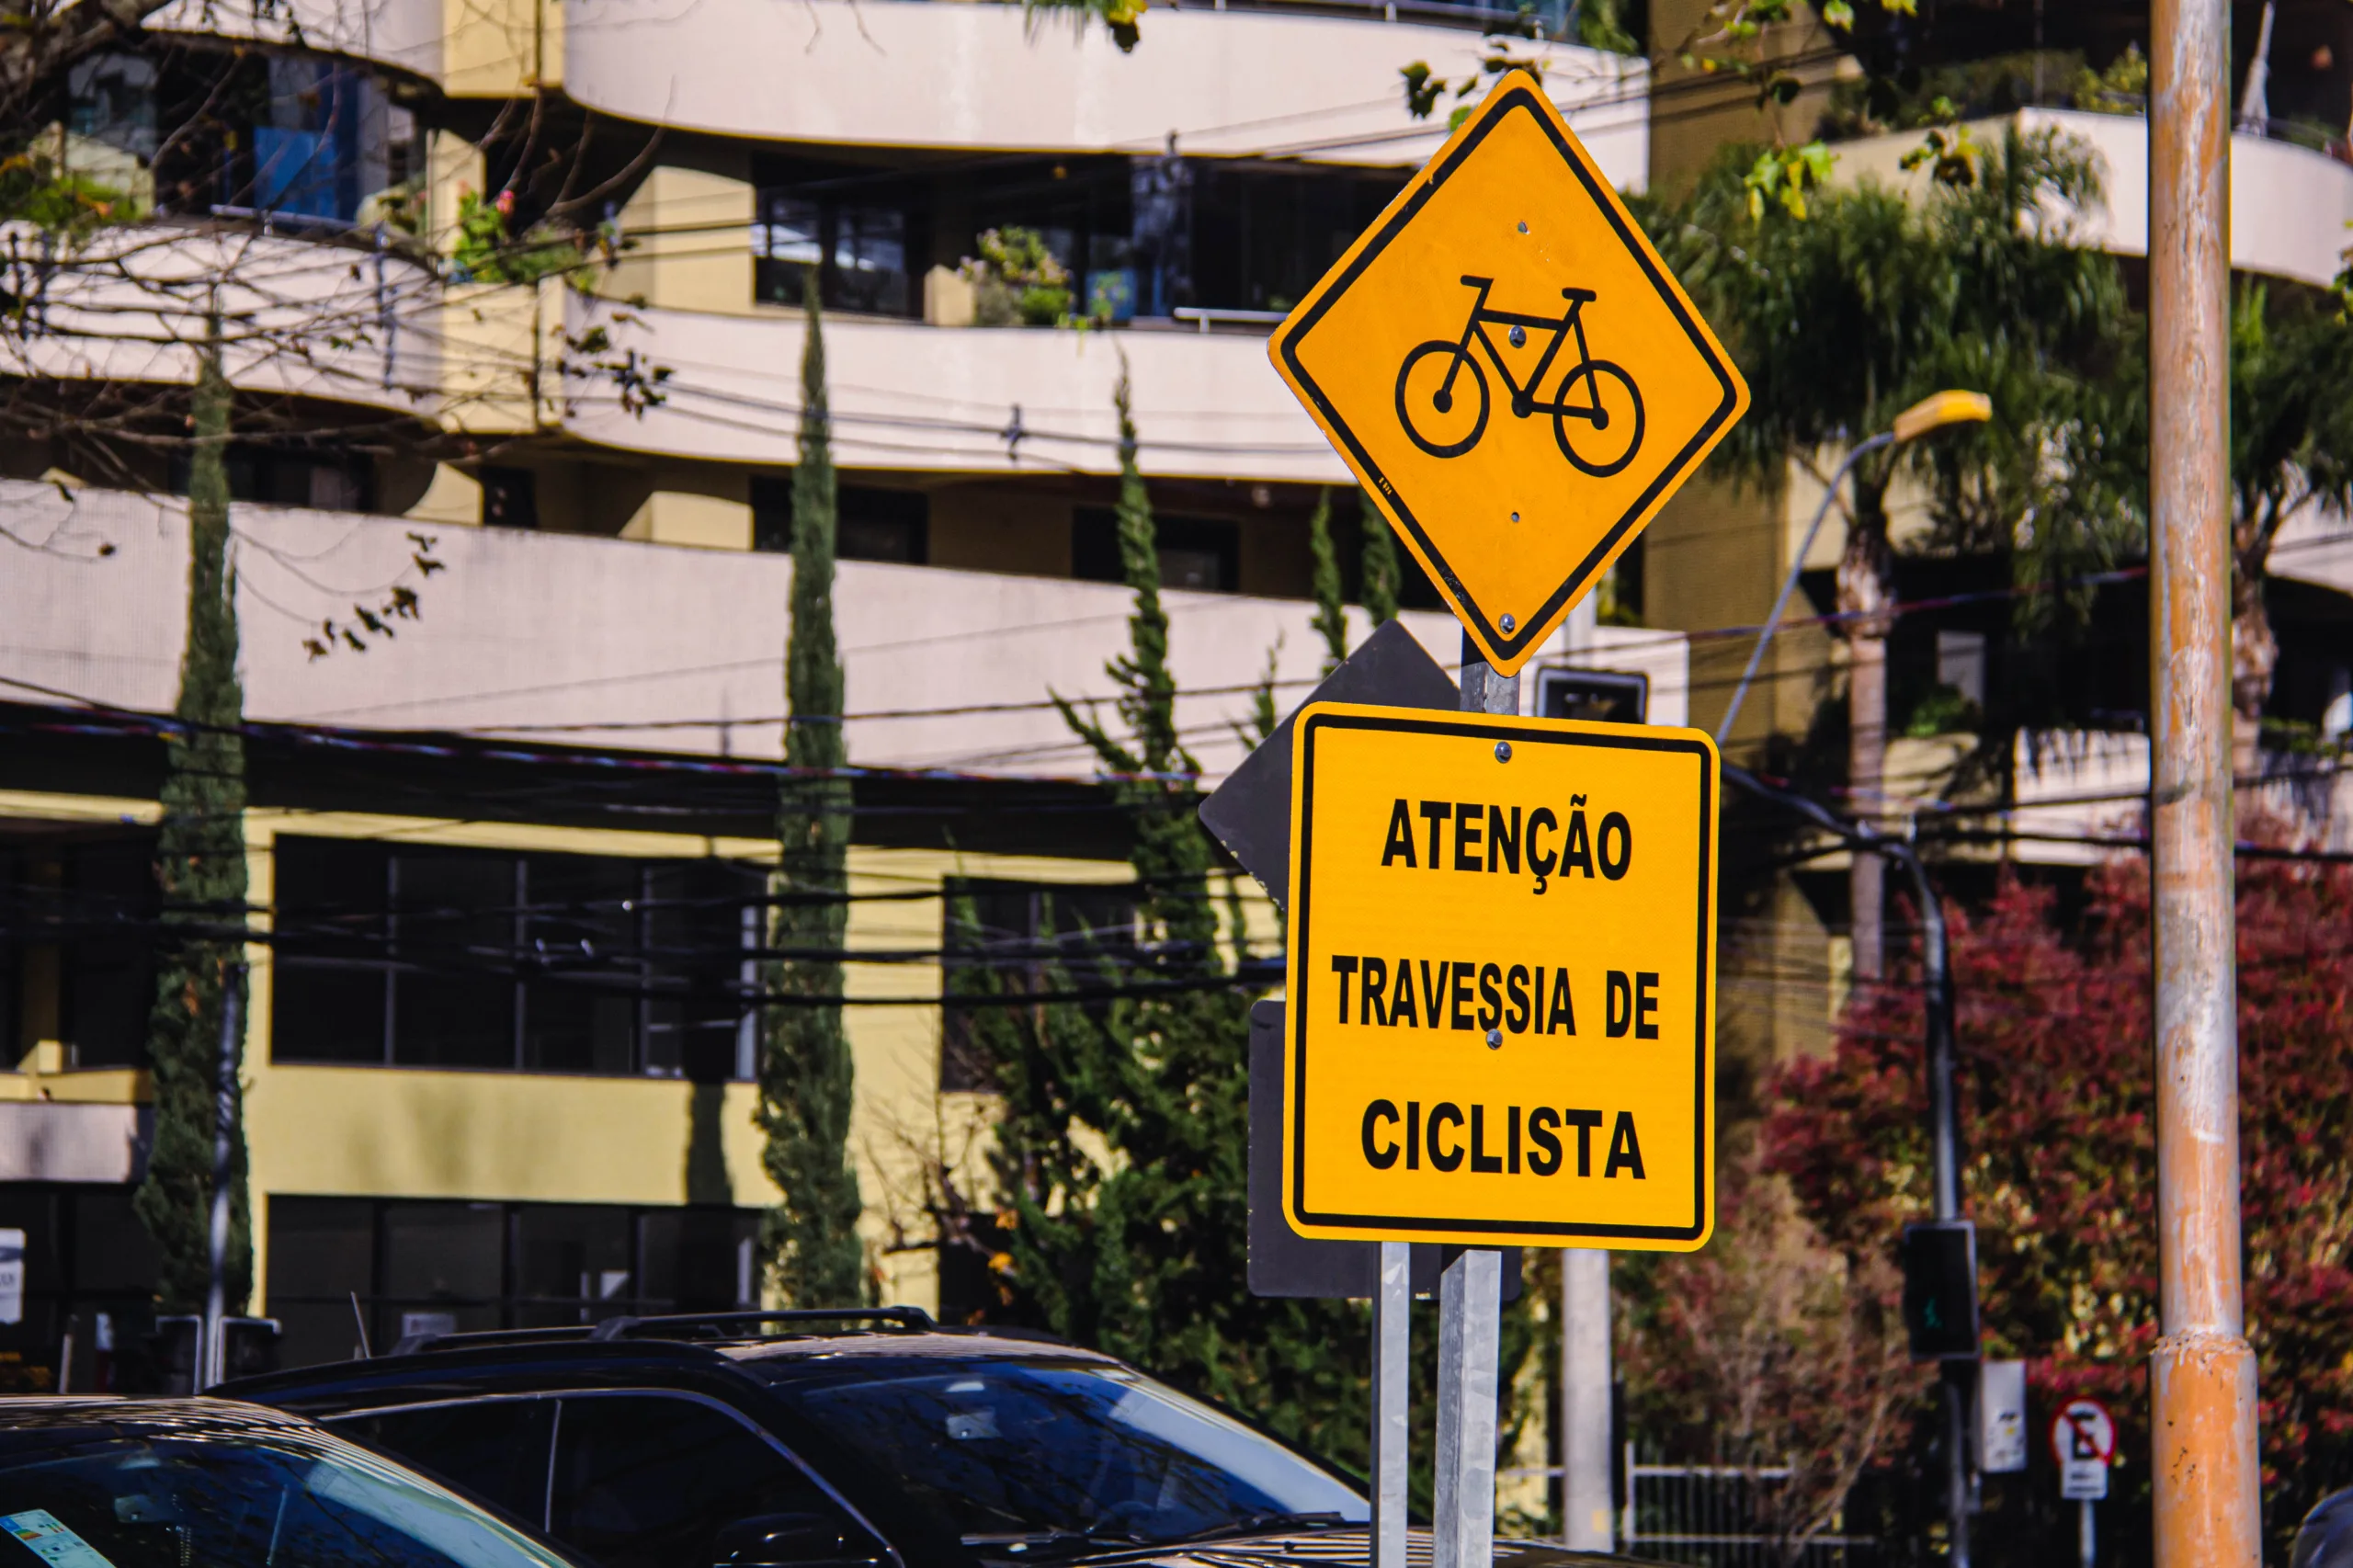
275;963;389;1063
61;836;156;1070
340;1399;558;1528
0;1431;574;1568
513;1206;632;1324
635;1210;757;1313
381;1202;504;1307
394;971;516;1069
550;1395;842;1568
393;853;517;1069
68;1190;157;1294
775;1359;1366;1545
266;1197;376;1301
275;837;392;959
396;854;514;956
831;205;906;315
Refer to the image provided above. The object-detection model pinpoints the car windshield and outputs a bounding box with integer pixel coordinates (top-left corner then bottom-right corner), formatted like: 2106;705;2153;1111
0;1426;576;1568
770;1357;1367;1548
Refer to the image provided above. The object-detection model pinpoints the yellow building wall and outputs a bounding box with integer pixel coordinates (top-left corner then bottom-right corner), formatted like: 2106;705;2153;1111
442;0;562;97
0;789;1281;1317
220;804;1136;1315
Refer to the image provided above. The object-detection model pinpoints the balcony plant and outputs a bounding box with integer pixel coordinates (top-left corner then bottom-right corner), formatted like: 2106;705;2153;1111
960;226;1071;327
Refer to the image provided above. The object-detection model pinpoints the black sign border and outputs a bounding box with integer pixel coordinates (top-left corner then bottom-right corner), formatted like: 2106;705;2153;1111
1272;81;1744;668
1288;708;1714;1243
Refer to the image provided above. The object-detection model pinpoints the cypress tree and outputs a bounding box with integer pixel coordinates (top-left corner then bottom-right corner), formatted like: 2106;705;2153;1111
1359;491;1401;625
757;278;868;1307
135;319;251;1314
1306;487;1347;675
969;368;1373;1466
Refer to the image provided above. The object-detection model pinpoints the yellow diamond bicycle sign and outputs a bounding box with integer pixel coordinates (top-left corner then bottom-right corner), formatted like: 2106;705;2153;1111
1269;71;1749;676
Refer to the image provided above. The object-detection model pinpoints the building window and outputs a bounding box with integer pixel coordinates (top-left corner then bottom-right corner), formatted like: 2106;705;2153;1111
754;189;915;318
753;480;929;564
481;467;539;528
938;879;1134;1093
0;1185;160;1393
0;834;159;1071
266;1197;763;1371
271;837;759;1080
1072;508;1239;593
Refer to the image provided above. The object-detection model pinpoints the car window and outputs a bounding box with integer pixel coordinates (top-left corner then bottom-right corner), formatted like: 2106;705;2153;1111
338;1402;556;1528
0;1429;576;1568
549;1395;866;1568
768;1358;1368;1547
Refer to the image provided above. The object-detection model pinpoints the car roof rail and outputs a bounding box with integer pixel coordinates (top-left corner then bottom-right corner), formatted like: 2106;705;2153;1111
586;1306;938;1343
385;1324;598;1357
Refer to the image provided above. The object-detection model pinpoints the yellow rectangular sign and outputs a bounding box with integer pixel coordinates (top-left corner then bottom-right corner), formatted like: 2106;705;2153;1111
1280;702;1719;1250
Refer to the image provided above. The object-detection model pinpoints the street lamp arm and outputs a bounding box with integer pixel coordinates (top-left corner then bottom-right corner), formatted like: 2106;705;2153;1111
1713;432;1895;746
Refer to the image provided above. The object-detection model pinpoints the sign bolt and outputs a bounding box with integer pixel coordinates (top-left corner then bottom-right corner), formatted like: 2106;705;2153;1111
1510;511;1520;523
1494;741;1512;763
1485;1028;1502;1049
1517;221;1529;233
1499;613;1517;634
1509;324;1528;347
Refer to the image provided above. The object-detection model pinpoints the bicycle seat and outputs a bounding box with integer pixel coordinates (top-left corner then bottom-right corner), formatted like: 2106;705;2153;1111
1560;287;1598;302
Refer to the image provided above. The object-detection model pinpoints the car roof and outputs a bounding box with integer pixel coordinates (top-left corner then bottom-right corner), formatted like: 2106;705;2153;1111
719;1330;1120;1370
219;1318;1120;1405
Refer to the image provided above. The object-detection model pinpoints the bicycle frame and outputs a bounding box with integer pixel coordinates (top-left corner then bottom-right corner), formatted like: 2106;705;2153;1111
1434;275;1604;420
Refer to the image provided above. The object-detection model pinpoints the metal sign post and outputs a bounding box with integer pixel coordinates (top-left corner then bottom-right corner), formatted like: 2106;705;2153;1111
1432;651;1515;1568
1260;69;1745;1568
2052;1400;2114;1568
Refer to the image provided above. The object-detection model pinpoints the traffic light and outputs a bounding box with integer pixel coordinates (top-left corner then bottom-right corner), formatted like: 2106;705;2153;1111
1900;1221;1981;1359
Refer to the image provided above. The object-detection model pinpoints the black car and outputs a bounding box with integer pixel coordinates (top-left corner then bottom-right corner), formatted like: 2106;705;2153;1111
0;1396;591;1568
223;1308;1629;1568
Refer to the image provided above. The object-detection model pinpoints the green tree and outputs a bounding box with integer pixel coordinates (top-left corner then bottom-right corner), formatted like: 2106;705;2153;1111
2226;286;2353;740
135;321;251;1314
951;372;1544;1494
1649;128;2132;977
963;367;1367;1460
1765;850;2353;1565
1359;495;1401;627
757;278;868;1308
1307;487;1348;674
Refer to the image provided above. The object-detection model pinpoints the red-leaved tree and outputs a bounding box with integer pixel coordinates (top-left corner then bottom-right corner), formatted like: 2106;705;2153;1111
1764;848;2353;1563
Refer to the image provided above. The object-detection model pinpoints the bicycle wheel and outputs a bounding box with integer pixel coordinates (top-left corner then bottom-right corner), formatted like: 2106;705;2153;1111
1552;358;1644;478
1394;341;1490;459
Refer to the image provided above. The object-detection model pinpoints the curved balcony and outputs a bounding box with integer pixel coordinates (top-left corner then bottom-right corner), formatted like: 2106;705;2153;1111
561;291;1347;484
1833;108;2353;290
0;477;1683;782
563;0;1648;176
0;222;441;418
146;0;444;85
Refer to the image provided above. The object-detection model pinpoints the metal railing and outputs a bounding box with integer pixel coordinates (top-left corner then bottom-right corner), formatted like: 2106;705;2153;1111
1620;1449;1879;1568
1171;305;1289;333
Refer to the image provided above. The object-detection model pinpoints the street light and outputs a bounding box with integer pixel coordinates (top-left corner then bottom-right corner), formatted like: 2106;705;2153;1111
1714;389;1993;744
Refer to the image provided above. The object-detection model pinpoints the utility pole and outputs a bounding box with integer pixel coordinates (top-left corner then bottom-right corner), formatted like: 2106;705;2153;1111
1561;1252;1612;1549
2148;0;2260;1564
1558;551;1614;1555
201;973;243;1389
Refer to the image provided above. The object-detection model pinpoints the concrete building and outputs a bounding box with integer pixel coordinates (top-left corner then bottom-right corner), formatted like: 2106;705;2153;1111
1632;0;2353;1071
0;0;1681;1420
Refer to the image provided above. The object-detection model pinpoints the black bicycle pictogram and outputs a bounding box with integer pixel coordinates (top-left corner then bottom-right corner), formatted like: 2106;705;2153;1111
1393;276;1645;477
